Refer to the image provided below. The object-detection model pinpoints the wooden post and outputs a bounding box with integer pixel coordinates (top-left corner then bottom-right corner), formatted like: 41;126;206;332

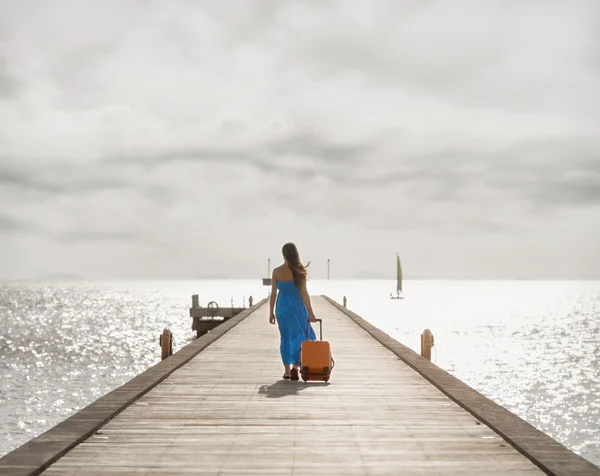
249;296;253;307
159;328;173;360
192;295;199;308
421;329;434;361
343;296;347;308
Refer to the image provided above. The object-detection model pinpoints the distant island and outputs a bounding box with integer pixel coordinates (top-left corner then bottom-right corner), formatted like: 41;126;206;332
0;273;88;282
351;271;392;280
35;273;85;282
195;274;230;280
350;271;423;280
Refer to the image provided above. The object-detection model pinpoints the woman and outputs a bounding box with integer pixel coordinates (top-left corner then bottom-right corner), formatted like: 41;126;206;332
269;242;317;380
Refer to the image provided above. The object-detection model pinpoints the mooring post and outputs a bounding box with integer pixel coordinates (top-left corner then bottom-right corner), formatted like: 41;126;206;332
343;296;347;308
249;296;253;307
159;328;173;360
420;329;434;361
192;294;199;308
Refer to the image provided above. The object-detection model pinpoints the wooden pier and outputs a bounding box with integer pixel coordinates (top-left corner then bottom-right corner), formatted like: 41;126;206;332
189;294;249;338
1;296;599;475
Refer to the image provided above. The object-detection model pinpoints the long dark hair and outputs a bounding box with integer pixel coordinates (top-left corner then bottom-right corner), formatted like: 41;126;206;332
282;242;310;287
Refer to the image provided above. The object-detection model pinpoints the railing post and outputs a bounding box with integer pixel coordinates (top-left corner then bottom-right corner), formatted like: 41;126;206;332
343;296;347;308
421;329;434;361
192;294;199;308
249;296;253;307
159;328;173;360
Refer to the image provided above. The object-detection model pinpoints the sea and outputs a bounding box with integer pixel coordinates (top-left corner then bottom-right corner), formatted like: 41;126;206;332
0;279;599;465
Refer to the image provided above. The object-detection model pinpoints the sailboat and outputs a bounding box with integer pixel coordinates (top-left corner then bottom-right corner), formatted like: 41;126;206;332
390;253;404;299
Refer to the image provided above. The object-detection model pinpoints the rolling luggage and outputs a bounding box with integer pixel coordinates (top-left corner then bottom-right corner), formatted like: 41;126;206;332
300;318;335;382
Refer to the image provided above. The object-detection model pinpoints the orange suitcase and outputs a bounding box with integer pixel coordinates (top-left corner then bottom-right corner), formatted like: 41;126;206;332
300;319;335;382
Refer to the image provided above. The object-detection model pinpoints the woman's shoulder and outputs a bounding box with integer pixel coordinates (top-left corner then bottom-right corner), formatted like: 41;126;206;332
273;263;292;279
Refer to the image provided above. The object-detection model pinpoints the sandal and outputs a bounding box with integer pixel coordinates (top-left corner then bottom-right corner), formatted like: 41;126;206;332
283;373;291;380
290;368;299;381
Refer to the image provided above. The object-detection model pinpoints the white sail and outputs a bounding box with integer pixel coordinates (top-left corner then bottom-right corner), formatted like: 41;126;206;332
396;254;403;294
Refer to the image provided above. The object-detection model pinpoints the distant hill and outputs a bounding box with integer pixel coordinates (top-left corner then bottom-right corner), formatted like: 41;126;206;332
33;273;85;282
351;271;392;280
350;271;423;280
195;274;230;280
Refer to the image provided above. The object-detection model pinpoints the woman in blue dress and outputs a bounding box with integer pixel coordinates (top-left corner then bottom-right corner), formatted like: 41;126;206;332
269;242;317;380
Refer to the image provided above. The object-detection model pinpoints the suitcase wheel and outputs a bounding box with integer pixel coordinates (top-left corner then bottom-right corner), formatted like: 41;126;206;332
301;366;309;382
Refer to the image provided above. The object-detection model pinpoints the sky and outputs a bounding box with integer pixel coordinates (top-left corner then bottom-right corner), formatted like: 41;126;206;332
0;0;599;280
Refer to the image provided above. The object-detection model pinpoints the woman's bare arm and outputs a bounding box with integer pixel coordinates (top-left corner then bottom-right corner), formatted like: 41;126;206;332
269;269;277;320
299;279;317;321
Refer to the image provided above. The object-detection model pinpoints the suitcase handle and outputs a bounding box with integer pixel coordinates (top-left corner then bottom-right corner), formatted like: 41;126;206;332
306;318;323;341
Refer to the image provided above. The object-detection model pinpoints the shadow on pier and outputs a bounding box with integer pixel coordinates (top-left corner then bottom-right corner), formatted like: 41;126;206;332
258;379;330;398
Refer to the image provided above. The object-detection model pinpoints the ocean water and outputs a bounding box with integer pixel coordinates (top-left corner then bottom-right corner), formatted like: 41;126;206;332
0;279;599;465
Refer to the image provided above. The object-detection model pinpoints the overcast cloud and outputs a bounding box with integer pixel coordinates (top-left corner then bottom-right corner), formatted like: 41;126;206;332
0;0;599;280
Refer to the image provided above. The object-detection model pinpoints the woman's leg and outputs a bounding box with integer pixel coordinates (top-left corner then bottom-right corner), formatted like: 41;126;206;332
277;307;301;379
281;349;292;378
279;325;294;378
290;347;300;380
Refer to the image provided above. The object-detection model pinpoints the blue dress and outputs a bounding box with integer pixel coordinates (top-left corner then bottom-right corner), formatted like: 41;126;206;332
275;280;317;365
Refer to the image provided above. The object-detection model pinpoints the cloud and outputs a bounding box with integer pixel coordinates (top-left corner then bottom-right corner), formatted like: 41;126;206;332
2;131;597;246
0;0;598;279
0;58;21;98
273;1;600;118
229;134;600;235
0;162;132;196
96;126;371;169
0;213;35;233
54;229;145;243
0;201;153;245
475;137;600;210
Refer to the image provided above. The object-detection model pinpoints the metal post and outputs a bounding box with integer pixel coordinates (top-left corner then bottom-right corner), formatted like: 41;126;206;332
327;259;330;280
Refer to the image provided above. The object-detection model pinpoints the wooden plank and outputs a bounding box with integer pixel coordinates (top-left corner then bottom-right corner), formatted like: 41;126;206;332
324;296;600;476
38;296;557;475
0;298;270;476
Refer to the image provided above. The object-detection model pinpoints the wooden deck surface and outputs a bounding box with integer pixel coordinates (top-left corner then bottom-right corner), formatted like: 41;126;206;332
40;296;545;476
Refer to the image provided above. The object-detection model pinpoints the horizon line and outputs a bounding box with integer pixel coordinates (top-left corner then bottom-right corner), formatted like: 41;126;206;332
1;277;599;282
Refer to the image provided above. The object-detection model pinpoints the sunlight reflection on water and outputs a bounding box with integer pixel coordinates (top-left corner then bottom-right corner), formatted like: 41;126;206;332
316;279;600;465
0;279;598;465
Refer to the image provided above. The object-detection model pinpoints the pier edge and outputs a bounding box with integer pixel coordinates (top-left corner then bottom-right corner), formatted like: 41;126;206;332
323;295;600;476
0;297;269;476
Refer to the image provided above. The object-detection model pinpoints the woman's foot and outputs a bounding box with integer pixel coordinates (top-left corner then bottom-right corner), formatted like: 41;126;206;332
283;364;292;380
290;368;299;381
